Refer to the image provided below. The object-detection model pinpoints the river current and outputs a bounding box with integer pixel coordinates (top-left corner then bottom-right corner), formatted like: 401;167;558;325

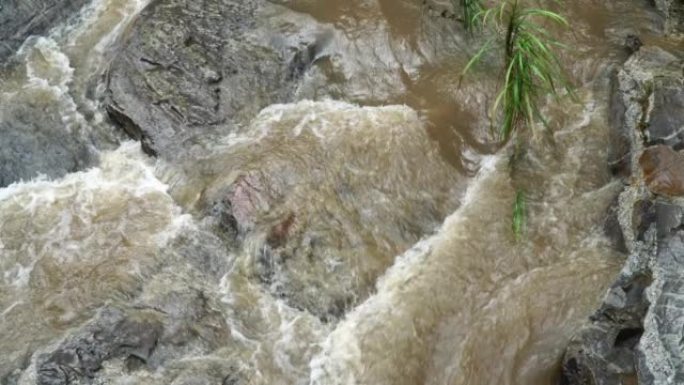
0;0;667;384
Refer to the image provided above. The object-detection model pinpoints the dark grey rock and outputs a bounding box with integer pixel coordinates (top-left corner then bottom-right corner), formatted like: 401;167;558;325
605;195;629;252
654;201;684;238
625;34;643;54
638;228;684;384
104;0;322;159
0;0;89;63
31;284;231;385
564;44;684;385
36;307;163;385
608;70;631;177
104;0;474;160
561;269;651;385
0;101;96;187
646;77;684;149
617;46;683;149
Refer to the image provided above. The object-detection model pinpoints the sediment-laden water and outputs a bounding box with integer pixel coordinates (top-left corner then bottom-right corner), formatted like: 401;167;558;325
0;0;672;384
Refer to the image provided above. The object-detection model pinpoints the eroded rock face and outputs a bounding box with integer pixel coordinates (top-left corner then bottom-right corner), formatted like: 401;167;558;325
562;270;651;385
0;0;89;63
562;45;684;385
105;0;326;158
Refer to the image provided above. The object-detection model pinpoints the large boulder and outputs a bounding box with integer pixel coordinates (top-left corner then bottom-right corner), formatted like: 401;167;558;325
182;101;463;321
0;0;89;63
104;0;476;160
104;0;327;158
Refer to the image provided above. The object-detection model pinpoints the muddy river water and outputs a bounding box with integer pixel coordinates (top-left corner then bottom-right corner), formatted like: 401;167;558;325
0;0;670;384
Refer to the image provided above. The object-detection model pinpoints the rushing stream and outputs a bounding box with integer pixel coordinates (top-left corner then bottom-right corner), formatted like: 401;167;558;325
0;0;672;384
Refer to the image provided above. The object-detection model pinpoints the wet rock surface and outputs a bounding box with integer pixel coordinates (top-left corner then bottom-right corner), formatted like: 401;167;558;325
105;0;323;158
191;101;463;322
654;0;684;35
0;0;89;63
640;145;684;196
562;45;684;385
104;0;471;160
26;284;233;385
0;102;96;188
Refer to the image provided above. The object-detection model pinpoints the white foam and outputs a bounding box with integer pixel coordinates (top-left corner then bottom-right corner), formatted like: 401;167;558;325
24;37;74;96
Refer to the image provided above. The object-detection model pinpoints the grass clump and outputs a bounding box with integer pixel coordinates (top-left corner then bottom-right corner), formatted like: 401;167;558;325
461;0;574;141
460;0;484;32
459;0;575;241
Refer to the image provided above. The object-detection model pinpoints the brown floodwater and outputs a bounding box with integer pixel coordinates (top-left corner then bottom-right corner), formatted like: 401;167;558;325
0;0;669;384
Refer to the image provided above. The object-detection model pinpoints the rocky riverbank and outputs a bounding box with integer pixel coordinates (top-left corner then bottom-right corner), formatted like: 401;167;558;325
561;33;684;385
0;0;682;384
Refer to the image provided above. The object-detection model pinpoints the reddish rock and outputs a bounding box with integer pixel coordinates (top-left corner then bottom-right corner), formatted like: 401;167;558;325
640;145;684;196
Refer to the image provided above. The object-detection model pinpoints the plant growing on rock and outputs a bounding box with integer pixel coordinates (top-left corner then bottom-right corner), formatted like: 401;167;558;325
462;0;574;141
460;0;574;241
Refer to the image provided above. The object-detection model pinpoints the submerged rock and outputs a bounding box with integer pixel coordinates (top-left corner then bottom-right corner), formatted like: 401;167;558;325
0;0;89;63
28;283;232;385
192;101;463;321
0;15;98;188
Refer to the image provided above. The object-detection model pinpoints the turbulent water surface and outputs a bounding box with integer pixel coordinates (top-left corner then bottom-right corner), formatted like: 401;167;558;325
0;0;669;384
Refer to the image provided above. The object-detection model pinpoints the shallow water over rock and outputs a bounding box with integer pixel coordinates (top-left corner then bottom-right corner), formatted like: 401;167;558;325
0;0;677;384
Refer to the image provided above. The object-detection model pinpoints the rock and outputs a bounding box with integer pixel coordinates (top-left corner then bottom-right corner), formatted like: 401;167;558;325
0;101;96;188
104;0;474;160
561;269;651;385
616;46;682;148
25;281;233;385
564;44;684;385
654;0;684;35
640;145;684;196
654;201;684;238
0;0;89;63
638;225;684;384
194;101;462;321
646;76;684;149
625;34;643;54
36;307;163;385
136;282;232;367
104;0;322;159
